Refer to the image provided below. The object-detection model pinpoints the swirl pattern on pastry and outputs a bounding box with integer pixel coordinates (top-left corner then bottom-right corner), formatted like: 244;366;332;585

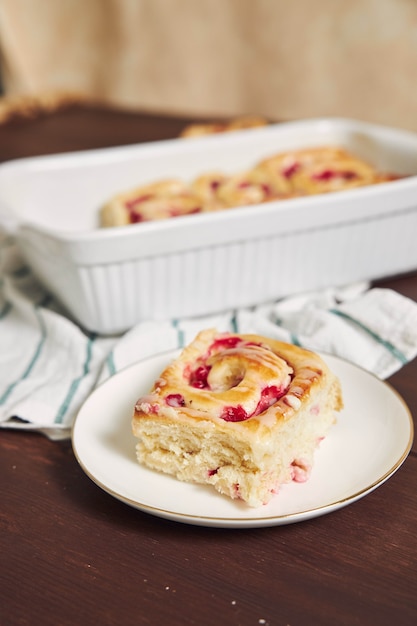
102;143;403;227
132;329;343;507
215;167;289;208
101;179;204;226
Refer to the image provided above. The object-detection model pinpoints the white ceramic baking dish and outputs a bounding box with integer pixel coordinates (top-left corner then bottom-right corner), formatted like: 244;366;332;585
1;117;417;334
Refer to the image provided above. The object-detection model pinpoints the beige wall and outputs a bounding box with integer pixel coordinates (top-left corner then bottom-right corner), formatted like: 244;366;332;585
0;0;416;130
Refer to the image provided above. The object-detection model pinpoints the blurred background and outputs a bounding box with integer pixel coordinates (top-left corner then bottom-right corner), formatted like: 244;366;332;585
0;0;416;130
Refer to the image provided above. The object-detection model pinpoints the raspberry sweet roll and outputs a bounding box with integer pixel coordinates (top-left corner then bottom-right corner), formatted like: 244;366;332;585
258;146;378;196
101;179;204;226
101;144;404;227
215;167;289;209
179;115;268;138
190;172;230;211
132;329;343;507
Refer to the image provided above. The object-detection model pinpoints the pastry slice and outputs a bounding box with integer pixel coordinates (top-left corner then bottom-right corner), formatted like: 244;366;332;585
132;329;343;507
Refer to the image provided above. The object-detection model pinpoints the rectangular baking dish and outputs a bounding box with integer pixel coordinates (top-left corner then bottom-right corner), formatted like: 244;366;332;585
1;117;417;334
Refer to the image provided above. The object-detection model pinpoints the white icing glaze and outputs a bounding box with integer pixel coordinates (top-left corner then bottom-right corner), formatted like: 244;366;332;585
134;330;332;432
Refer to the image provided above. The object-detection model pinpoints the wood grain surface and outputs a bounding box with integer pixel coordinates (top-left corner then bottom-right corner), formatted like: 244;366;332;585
0;104;416;626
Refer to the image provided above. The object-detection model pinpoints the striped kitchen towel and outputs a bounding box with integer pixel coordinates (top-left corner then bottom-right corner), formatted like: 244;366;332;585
1;233;417;440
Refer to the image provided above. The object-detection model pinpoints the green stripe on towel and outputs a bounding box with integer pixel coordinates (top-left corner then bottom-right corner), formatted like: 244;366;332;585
106;350;116;377
172;319;185;348
329;309;408;365
230;313;239;333
0;307;47;405
273;316;302;347
290;333;302;347
0;301;12;319
54;336;96;424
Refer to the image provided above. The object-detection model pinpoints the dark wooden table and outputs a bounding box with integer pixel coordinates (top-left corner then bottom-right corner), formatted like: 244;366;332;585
0;104;416;626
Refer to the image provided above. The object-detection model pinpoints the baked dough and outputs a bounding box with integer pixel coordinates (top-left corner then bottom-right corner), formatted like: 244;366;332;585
101;178;204;226
259;147;377;195
179;115;268;138
101;144;402;227
132;329;343;507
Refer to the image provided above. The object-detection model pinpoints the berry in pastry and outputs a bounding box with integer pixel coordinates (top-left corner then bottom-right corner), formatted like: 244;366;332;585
258;146;376;195
101;179;203;226
215;167;288;208
132;329;343;507
190;172;230;211
101;143;403;227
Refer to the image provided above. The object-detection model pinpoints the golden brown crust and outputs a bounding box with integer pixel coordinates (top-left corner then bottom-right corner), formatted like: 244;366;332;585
101;178;204;226
132;329;343;506
179;115;268;138
0;90;92;124
101;143;403;227
133;329;343;438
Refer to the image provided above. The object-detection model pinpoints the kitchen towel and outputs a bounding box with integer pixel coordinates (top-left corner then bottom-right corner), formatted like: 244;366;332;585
1;233;417;440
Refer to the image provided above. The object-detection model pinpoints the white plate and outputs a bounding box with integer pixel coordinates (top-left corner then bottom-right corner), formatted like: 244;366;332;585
72;351;414;528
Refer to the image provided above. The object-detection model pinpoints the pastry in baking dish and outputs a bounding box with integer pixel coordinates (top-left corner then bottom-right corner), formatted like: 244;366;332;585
179;115;268;138
258;146;378;195
101;178;205;226
190;172;230;211
215;166;290;208
101;143;402;227
132;329;343;507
